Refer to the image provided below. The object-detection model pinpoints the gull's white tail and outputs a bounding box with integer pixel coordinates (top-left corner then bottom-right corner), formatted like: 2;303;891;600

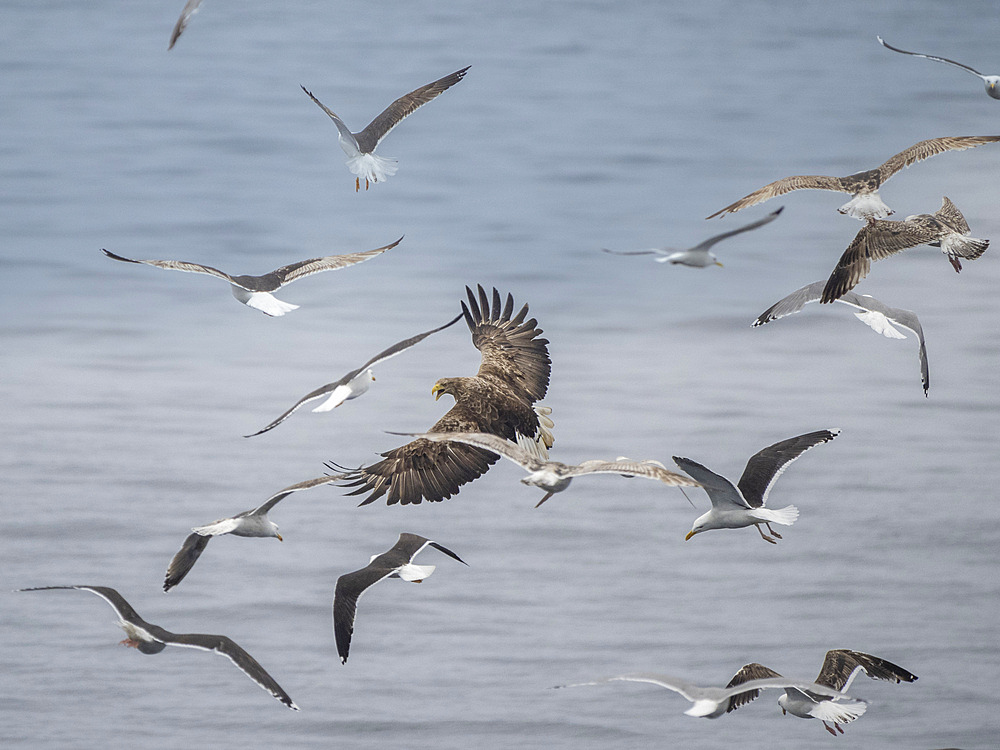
347;152;399;185
750;504;799;527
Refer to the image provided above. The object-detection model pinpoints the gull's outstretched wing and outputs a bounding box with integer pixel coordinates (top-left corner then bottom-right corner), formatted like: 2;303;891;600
737;429;840;508
354;67;471;153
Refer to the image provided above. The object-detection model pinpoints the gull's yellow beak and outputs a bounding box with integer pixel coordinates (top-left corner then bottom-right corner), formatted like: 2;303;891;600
714;261;724;268
431;383;444;401
684;530;696;541
276;533;283;542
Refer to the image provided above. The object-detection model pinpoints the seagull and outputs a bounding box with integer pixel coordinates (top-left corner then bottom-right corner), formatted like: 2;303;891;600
878;36;1000;99
706;136;1000;221
602;207;783;267
674;429;840;543
164;475;343;592
168;0;203;50
101;238;401;317
753;281;929;396
725;650;917;735
553;673;864;721
17;585;297;710
821;196;988;303
387;430;700;507
245;313;463;437
333;533;467;664
301;67;470;191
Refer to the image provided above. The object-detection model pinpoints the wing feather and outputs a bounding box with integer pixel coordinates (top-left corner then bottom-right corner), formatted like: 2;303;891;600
706;175;847;219
354;67;470;153
725;663;784;712
736;429;839;508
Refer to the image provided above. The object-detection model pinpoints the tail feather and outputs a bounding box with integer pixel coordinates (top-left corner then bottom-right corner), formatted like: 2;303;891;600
751;504;799;527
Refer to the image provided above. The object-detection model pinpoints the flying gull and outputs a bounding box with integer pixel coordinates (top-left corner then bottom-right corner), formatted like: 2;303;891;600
674;429;840;543
821;196;987;303
168;0;203;50
333;533;467;664
246;313;463;437
329;285;554;506
602;207;783;267
18;585;297;710
553;673;864;721
753;281;929;395
301;67;470;191
878;36;1000;99
387;430;700;506
163;475;343;592
101;237;401;316
726;650;917;735
706;136;1000;221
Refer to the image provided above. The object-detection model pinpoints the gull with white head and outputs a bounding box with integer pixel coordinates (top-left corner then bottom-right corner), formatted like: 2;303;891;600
333;533;467;664
602;207;783;267
101;237;401;316
878;36;1000;99
302;67;469;191
164;475;343;591
674;429;840;543
246;313;463;436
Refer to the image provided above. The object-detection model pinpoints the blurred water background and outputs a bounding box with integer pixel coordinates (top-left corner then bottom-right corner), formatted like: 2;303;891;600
3;1;999;748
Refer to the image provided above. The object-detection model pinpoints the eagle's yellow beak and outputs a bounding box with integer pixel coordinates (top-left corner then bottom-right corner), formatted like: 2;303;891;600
684;530;696;541
431;383;444;401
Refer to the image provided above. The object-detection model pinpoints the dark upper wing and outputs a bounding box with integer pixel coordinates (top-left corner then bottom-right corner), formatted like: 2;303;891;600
820;219;938;304
18;585;152;628
163;632;297;709
355;67;470;153
816;649;918;691
331;423;499;506
464;285;551;403
163;534;211;592
736;429;839;508
725;663;784;712
333;566;397;664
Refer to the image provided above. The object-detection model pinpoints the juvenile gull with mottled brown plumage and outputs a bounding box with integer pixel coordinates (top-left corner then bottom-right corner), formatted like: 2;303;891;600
706;136;1000;221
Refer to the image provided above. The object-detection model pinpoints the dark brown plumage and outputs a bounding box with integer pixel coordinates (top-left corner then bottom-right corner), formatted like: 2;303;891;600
329;285;553;505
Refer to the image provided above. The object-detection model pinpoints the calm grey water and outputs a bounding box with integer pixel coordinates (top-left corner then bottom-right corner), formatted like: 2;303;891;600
3;1;999;748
